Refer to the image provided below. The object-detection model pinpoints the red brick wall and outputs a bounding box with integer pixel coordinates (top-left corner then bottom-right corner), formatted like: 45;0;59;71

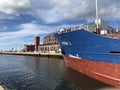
34;36;40;51
24;45;35;52
43;36;58;45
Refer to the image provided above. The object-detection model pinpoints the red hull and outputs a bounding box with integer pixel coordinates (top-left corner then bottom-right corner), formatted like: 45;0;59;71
64;56;120;87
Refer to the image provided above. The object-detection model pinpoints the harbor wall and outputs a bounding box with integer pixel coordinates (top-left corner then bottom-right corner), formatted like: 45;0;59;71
0;52;63;58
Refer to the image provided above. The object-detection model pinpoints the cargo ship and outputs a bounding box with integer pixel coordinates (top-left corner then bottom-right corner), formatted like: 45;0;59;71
54;0;120;87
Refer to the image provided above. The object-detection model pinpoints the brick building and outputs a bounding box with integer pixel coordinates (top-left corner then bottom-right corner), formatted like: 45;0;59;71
34;34;40;51
24;34;40;52
24;44;35;52
24;33;60;53
38;33;60;53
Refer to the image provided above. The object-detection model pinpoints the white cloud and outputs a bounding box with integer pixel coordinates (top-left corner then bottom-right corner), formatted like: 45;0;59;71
0;23;48;40
33;0;120;23
0;22;77;39
99;4;120;19
0;0;95;23
32;0;97;23
0;0;32;15
0;21;79;51
0;0;120;23
0;22;48;50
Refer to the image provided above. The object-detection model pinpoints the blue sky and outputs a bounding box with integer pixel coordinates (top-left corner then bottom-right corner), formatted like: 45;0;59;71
0;0;120;51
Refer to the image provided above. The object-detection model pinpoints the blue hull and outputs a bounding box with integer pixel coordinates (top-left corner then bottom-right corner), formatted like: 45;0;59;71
54;29;120;64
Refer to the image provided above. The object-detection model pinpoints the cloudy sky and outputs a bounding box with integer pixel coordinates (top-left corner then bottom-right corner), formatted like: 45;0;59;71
0;0;120;51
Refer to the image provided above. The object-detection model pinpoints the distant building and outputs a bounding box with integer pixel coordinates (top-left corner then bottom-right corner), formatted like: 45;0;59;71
24;44;35;52
38;33;60;53
24;34;40;52
24;33;60;53
34;34;40;52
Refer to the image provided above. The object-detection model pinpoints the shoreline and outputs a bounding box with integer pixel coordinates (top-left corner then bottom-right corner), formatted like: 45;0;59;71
0;86;4;90
0;52;63;90
0;52;63;58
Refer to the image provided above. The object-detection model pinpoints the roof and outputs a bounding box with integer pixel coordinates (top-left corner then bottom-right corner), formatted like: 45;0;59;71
44;32;56;39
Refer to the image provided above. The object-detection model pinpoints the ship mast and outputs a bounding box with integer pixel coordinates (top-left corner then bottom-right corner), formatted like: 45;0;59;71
95;0;100;34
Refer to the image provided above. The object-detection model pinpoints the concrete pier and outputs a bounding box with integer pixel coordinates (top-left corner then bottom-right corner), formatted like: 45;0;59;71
0;52;63;58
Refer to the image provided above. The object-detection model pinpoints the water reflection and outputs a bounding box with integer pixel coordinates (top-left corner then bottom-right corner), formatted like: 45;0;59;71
0;55;119;90
65;68;115;90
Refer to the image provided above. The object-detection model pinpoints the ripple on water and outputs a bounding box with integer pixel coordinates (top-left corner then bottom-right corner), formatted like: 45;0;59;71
0;55;114;90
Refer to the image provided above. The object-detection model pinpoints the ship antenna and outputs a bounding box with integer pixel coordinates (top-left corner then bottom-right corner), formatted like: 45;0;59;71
96;0;100;34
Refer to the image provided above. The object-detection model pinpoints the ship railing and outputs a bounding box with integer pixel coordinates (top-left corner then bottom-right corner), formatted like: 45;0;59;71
58;26;84;34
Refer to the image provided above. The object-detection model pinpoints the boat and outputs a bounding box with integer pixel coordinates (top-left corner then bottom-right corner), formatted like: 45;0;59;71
54;0;120;88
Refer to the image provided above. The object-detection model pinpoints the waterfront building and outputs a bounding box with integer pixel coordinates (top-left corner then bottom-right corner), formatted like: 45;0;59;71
24;33;60;53
24;44;35;52
34;34;40;52
38;33;60;53
24;34;40;52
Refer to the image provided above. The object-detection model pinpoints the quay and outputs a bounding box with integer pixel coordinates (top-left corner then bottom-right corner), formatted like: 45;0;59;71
0;85;4;90
0;52;63;58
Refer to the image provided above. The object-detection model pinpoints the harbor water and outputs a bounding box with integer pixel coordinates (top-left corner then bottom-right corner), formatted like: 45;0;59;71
0;55;116;90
